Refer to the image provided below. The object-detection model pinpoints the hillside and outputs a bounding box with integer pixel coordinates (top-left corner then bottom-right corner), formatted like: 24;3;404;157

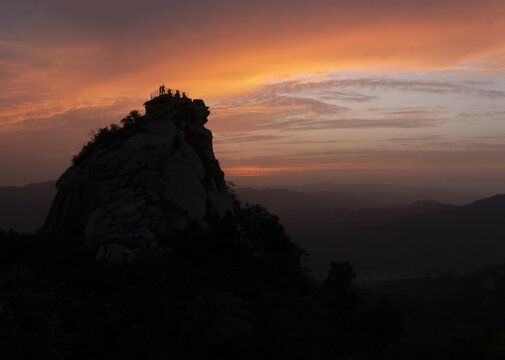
289;194;505;279
366;263;505;305
287;182;485;204
0;181;57;232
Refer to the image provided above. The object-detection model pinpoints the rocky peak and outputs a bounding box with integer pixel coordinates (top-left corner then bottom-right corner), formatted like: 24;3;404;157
43;93;234;261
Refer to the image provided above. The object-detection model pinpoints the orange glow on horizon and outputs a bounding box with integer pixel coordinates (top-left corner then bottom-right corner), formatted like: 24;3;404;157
223;161;505;177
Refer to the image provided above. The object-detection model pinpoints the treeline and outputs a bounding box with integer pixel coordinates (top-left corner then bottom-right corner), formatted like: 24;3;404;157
3;201;504;359
0;203;402;359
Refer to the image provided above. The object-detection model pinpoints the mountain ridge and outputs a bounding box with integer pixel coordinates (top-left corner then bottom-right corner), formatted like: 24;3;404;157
293;192;505;278
1;180;503;278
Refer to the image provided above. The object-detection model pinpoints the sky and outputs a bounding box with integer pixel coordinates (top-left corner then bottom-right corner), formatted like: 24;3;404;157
1;0;505;192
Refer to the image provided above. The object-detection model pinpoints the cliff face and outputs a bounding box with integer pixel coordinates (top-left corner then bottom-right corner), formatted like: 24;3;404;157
44;95;233;261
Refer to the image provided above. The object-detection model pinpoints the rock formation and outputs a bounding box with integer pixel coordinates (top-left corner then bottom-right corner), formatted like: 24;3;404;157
44;94;234;261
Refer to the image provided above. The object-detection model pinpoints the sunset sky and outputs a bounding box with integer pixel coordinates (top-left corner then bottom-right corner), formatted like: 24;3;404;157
1;0;505;192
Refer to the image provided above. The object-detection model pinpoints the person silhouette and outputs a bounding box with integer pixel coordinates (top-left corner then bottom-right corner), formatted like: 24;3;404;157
160;84;166;95
168;88;173;97
182;92;188;99
158;85;162;96
175;90;180;99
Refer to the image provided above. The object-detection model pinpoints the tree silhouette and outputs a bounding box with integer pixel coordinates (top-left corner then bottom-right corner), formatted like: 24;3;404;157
323;261;355;300
120;110;142;127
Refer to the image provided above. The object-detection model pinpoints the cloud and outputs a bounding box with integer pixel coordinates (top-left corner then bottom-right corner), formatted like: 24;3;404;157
214;133;285;144
281;117;442;131
2;0;505;186
210;93;348;132
258;78;505;99
220;149;505;170
2;0;505;128
210;79;456;133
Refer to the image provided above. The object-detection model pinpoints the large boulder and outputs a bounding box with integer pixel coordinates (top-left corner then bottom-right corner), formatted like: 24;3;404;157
43;95;234;260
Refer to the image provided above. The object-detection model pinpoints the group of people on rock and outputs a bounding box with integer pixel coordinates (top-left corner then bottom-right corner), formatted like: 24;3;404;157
158;84;187;99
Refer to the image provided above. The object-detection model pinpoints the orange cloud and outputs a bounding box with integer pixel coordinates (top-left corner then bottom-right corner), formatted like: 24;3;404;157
2;0;505;187
3;0;505;130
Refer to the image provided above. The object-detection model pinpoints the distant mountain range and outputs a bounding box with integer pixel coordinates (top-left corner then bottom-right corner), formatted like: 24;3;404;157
2;181;473;232
1;181;504;281
277;194;505;279
250;182;487;204
236;183;489;212
236;186;505;279
0;181;56;232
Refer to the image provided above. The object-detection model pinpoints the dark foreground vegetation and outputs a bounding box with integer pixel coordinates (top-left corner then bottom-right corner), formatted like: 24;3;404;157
0;202;401;360
0;203;504;359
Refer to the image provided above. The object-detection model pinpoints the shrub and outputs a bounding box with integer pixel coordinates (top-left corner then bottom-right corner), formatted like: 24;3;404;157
71;110;144;166
120;110;142;127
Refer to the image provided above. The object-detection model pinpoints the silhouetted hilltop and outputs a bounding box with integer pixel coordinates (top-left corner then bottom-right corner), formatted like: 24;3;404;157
463;193;505;212
390;199;451;211
43;94;233;261
237;185;480;214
